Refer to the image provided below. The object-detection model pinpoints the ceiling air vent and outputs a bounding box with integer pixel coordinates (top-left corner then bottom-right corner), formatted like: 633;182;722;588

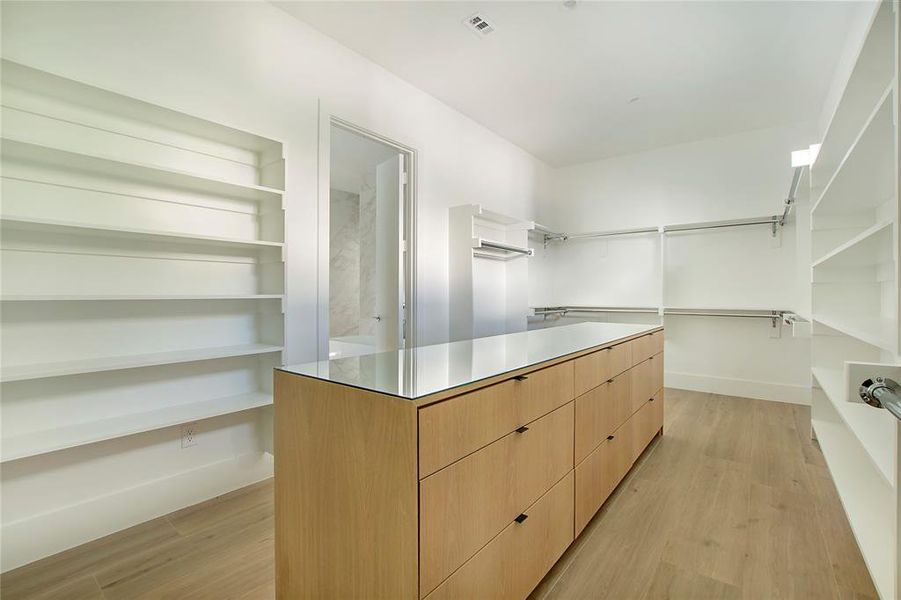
464;13;496;37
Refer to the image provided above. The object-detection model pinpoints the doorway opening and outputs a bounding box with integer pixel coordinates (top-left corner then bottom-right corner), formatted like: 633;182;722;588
324;118;415;359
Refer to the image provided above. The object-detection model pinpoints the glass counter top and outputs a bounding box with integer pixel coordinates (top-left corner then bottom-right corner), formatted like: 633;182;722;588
278;322;660;400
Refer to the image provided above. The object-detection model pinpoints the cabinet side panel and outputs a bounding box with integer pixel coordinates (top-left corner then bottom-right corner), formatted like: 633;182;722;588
274;372;418;599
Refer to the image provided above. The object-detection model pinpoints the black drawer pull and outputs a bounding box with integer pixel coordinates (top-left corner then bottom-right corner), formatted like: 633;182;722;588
607;379;614;384
513;375;528;382
514;513;528;524
649;397;655;402
607;435;615;440
515;425;529;434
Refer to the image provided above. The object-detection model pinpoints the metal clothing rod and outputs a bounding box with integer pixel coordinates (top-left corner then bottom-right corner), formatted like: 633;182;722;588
546;226;659;242
663;216;778;233
663;309;782;319
544;306;659;314
533;306;787;320
545;168;804;244
780;165;806;226
545;215;780;243
474;239;533;256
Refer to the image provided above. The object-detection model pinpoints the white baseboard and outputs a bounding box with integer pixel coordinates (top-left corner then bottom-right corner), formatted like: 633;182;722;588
666;371;811;405
1;452;273;572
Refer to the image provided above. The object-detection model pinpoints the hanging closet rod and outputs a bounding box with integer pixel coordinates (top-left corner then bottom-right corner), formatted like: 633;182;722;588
543;215;780;243
543;168;805;244
472;238;534;256
533;306;787;321
779;165;806;226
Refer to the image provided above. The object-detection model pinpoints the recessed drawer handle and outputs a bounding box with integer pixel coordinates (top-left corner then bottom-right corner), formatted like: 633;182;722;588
515;425;529;434
513;375;529;382
514;513;528;524
607;435;615;440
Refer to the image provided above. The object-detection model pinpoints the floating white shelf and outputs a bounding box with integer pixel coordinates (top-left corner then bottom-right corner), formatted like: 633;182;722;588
813;85;895;216
811;366;894;486
0;215;284;250
0;294;284;302
812;220;894;268
0;138;285;202
812;313;897;354
1;391;273;463
0;343;283;383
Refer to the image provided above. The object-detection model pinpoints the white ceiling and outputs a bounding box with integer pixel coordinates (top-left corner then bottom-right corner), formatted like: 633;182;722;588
278;1;861;167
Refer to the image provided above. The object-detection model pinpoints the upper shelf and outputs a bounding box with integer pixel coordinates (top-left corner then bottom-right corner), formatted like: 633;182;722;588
813;84;895;217
812;220;894;269
813;1;896;187
1;138;284;202
0;343;283;383
812;313;897;354
0;215;284;250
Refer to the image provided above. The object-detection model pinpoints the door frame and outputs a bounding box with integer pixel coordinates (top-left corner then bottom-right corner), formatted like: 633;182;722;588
317;103;418;360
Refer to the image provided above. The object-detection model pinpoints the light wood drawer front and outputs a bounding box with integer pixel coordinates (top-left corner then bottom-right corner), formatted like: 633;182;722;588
631;391;663;462
575;437;615;535
632;331;664;365
424;471;574;600
574;371;631;464
419;403;574;598
418;361;574;478
630;358;653;414
573;341;631;397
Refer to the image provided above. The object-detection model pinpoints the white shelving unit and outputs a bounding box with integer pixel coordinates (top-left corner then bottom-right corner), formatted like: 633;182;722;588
808;3;899;599
449;204;535;341
0;60;286;463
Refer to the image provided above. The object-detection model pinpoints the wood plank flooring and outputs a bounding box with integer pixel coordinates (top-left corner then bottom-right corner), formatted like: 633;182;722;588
1;390;878;600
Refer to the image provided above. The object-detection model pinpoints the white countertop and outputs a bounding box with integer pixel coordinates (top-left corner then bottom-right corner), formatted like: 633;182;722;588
278;322;661;400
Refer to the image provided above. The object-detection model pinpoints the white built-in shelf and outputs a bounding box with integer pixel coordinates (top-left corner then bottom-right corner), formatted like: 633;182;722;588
812;220;894;268
1;390;273;463
812;313;897;354
812;2;895;186
813;84;895;216
0;294;284;302
811;366;895;486
0;138;285;202
0;215;284;250
0;343;283;383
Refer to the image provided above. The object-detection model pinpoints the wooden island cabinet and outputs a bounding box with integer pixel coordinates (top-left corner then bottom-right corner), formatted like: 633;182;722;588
275;323;664;599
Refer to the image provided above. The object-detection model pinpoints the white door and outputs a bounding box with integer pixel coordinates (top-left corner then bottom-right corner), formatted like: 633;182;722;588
374;154;405;351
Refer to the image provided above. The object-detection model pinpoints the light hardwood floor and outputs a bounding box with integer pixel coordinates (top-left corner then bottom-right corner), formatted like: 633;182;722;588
1;389;878;600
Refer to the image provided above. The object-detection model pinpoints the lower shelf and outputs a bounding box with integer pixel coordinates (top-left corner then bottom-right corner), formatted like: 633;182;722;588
1;391;272;462
811;366;895;486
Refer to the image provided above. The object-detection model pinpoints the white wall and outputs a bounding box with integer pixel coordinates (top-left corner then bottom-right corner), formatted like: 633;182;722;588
531;124;815;404
0;0;552;570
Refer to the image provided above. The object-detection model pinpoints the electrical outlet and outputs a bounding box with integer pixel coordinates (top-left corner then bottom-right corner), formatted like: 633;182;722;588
181;422;198;448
